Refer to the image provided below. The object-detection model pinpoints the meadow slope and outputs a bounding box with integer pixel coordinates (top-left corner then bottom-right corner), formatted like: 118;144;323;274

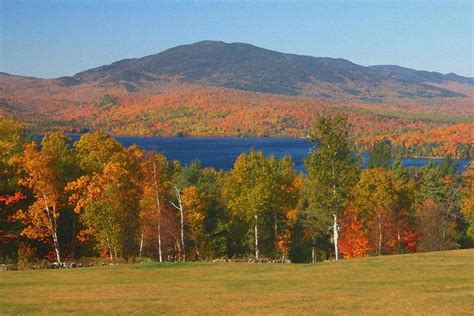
1;249;473;315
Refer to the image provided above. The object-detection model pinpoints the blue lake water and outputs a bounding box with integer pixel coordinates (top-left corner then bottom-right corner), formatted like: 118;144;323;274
69;136;469;173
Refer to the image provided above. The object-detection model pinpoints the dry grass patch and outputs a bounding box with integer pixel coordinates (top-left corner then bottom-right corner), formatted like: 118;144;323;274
1;249;473;315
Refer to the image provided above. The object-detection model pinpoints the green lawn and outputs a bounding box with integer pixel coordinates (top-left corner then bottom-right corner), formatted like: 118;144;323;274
1;249;473;315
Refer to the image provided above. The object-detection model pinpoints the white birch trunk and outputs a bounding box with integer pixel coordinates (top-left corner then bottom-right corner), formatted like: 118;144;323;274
105;218;116;262
158;224;163;263
194;239;200;260
139;232;144;258
331;170;339;261
52;229;61;264
171;185;185;262
333;213;339;261
274;211;278;257
397;230;401;253
378;214;383;256
152;161;163;262
179;196;185;262
42;193;61;264
254;214;259;261
106;237;114;262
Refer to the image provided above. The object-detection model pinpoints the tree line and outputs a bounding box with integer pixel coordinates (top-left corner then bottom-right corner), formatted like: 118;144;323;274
16;87;473;159
0;115;473;266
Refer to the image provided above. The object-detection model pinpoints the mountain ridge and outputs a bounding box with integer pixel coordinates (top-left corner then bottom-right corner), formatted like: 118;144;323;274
69;40;471;98
1;40;472;100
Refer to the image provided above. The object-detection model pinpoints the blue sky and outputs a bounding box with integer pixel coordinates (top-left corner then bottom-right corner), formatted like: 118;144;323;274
0;0;472;78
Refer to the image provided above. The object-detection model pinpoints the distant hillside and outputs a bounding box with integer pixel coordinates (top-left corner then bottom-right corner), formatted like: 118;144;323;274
2;41;472;104
368;65;474;85
69;40;471;100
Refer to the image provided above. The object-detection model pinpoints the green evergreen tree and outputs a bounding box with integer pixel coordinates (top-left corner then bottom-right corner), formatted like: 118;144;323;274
368;140;392;169
392;156;409;182
417;157;463;250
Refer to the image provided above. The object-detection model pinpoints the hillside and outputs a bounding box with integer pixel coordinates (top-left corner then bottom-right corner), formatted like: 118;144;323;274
0;41;473;157
1;41;473;106
71;40;470;99
2;41;472;101
1;86;473;158
1;249;473;314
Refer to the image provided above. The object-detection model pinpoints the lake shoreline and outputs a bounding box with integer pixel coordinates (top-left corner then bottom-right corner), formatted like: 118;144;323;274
64;134;469;162
62;136;470;172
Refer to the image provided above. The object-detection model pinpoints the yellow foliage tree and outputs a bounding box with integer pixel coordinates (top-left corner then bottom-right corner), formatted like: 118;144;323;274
182;185;207;259
461;161;474;238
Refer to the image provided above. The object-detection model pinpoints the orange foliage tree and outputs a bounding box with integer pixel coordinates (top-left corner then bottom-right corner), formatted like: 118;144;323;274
339;207;369;258
15;142;66;263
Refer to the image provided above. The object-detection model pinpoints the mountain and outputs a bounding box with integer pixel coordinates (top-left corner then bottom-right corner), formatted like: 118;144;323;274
66;40;471;100
0;41;473;156
368;65;474;85
1;41;473;104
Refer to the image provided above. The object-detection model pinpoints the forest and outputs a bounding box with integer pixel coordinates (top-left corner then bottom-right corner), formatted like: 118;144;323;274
3;86;473;159
0;115;473;268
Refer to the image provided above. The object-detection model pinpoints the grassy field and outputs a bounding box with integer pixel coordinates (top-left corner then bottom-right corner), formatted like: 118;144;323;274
1;249;473;315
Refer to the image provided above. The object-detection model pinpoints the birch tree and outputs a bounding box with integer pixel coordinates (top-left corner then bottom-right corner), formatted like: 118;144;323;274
352;168;399;255
41;132;79;258
67;133;143;260
222;150;297;261
168;160;205;261
17;142;66;263
140;153;169;262
170;184;186;261
304;115;359;261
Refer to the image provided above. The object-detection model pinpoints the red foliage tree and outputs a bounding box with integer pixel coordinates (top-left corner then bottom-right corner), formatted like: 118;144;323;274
339;208;369;258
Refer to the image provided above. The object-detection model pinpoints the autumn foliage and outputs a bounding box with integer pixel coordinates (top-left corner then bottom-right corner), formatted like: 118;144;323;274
339;208;369;258
0;115;472;266
1;82;472;158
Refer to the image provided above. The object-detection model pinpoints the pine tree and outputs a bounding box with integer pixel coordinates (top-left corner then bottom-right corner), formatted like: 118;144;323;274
368;140;392;169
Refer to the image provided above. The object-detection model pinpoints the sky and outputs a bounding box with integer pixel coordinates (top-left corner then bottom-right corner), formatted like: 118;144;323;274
0;0;472;78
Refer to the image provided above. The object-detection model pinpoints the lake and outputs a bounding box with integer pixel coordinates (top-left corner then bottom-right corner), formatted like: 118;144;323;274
68;136;469;173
